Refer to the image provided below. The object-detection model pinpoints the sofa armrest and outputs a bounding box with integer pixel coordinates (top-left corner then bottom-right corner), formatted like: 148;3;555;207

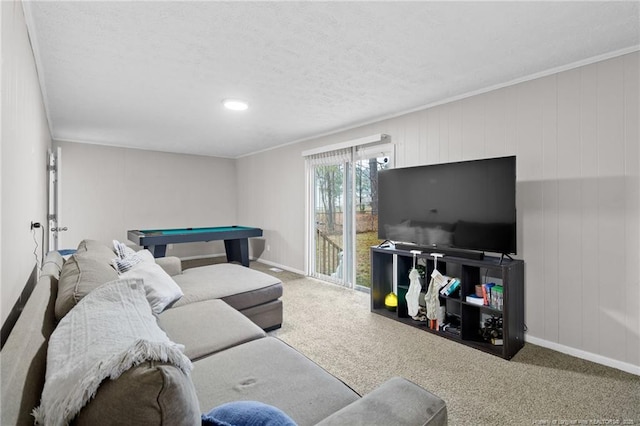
315;377;447;426
155;256;182;276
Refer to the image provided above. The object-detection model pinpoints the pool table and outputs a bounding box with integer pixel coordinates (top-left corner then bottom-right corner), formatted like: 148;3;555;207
127;226;263;267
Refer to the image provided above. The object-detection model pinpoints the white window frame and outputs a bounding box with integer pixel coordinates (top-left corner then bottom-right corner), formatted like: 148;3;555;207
303;134;394;283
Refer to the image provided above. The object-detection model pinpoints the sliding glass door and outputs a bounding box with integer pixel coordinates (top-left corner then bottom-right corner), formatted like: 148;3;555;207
308;143;392;289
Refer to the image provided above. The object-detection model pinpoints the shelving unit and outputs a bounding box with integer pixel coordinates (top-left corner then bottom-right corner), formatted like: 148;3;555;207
370;246;524;359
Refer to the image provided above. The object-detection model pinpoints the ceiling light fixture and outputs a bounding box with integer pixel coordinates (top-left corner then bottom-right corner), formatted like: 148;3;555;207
223;99;249;111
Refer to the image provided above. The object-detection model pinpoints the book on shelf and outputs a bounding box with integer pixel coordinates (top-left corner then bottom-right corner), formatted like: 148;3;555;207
490;285;504;310
481;283;494;305
440;278;460;296
439;278;453;295
482;283;494;306
465;295;484;306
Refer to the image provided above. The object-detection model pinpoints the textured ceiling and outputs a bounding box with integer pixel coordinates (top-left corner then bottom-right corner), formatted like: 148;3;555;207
23;1;640;158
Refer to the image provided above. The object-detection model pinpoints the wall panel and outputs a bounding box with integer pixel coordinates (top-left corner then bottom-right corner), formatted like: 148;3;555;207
461;95;486;161
541;75;560;342
579;63;601;356
596;57;627;359
447;101;464;162
556;68;583;350
425;108;439;163
516;79;546;339
622;53;639;365
437;105;451;163
484;88;508;159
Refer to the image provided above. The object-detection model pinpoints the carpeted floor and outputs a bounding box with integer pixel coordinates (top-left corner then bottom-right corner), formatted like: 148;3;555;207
269;277;640;426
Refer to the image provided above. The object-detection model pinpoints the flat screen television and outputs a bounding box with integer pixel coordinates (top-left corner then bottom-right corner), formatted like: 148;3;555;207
378;156;516;256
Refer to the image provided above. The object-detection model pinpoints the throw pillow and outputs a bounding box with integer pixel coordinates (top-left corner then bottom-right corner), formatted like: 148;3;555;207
55;252;120;321
201;401;297;426
113;239;137;259
111;254;143;273
76;239;117;260
120;259;184;313
111;240;144;273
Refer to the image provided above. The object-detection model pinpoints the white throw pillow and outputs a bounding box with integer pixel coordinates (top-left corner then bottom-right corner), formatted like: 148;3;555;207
111;240;144;273
113;239;138;259
121;256;183;313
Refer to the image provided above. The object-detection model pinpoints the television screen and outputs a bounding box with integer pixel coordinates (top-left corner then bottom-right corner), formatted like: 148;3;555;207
378;156;516;255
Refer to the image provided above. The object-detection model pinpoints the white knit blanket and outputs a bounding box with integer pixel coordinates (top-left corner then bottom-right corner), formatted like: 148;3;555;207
33;278;192;426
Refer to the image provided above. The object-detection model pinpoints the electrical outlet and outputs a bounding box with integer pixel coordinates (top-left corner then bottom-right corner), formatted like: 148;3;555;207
266;245;271;252
167;244;174;250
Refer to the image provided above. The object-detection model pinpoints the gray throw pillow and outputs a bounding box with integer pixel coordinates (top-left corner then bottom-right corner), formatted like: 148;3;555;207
55;253;119;321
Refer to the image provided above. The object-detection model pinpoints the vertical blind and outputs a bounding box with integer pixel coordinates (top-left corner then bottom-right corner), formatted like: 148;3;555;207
304;148;353;166
302;133;390;165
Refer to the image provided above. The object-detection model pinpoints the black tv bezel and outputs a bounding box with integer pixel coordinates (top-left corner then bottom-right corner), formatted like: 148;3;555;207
377;156;517;256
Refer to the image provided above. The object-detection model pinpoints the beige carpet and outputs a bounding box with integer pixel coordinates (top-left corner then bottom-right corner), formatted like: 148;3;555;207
269;277;640;426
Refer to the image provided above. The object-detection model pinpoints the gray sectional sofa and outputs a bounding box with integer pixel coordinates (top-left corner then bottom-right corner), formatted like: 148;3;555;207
1;239;447;425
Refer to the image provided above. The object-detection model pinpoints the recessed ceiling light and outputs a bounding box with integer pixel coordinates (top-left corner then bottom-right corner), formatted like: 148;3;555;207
223;99;249;111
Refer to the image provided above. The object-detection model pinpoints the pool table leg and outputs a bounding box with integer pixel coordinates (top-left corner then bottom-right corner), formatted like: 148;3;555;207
224;238;250;267
145;244;167;258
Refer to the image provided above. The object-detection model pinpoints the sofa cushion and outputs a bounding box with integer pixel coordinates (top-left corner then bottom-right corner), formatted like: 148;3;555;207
155;255;183;277
172;263;282;310
41;250;64;279
55;252;119;321
315;377;447;426
238;299;283;331
191;337;360;426
158;299;266;360
73;361;201;426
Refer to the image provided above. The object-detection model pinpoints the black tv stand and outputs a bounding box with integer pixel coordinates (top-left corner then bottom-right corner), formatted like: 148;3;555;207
370;246;525;359
500;253;514;263
377;240;393;248
393;243;485;261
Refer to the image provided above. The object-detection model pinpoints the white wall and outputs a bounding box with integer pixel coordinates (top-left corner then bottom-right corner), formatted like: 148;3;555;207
237;52;640;373
54;141;238;258
1;0;52;326
237;145;306;271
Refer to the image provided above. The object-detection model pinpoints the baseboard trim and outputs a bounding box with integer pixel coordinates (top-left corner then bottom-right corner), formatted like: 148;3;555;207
175;253;306;276
254;258;305;276
177;253;226;261
525;335;640;376
1;265;38;350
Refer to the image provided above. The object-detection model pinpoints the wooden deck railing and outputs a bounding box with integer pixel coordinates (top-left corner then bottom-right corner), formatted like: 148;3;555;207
315;229;342;276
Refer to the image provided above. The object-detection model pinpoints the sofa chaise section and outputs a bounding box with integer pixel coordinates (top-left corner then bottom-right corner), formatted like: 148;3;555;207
171;263;284;331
